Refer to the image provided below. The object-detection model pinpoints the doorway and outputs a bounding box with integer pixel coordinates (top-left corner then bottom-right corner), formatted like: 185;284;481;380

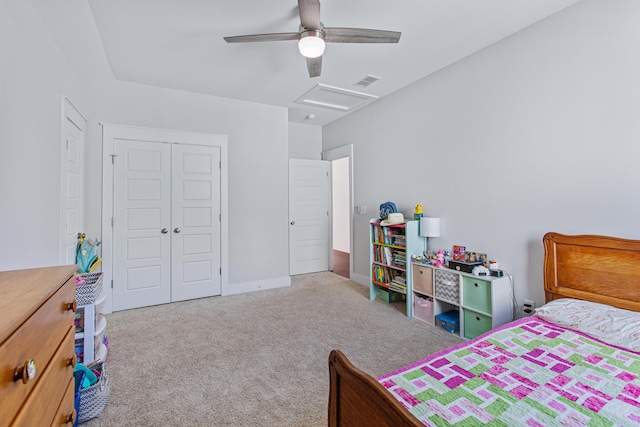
331;157;350;278
322;145;353;279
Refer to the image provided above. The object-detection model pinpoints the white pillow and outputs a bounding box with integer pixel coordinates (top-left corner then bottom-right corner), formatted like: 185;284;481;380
535;298;640;353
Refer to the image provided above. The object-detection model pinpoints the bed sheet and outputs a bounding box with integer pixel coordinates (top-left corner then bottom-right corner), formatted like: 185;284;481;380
378;317;640;426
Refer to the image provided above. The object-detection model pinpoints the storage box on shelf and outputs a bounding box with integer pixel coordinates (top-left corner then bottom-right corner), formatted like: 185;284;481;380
411;262;512;338
413;294;433;323
369;218;424;316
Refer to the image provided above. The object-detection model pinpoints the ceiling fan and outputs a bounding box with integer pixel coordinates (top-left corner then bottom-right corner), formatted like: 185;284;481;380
223;0;401;78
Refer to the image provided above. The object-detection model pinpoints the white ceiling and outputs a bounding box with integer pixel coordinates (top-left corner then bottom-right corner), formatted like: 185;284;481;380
34;0;583;126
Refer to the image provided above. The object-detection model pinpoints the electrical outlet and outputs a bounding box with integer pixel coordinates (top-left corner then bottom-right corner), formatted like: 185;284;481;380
522;299;535;316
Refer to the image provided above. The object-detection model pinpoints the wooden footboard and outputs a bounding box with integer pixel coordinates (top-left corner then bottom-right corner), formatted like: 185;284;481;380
328;349;422;427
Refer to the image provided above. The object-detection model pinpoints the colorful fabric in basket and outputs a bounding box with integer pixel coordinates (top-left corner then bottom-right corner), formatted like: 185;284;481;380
378;317;640;426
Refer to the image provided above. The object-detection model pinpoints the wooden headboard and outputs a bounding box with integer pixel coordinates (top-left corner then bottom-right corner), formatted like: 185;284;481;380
543;232;640;312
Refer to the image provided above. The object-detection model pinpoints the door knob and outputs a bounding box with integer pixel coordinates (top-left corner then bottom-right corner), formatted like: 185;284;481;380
290;221;295;225
174;228;181;233
14;359;36;384
161;228;169;234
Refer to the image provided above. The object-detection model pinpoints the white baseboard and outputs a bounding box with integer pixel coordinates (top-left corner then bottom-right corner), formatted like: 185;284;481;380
222;275;291;296
350;272;369;287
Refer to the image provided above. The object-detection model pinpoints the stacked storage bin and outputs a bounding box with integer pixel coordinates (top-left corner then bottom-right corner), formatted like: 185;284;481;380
74;272;108;364
74;272;110;423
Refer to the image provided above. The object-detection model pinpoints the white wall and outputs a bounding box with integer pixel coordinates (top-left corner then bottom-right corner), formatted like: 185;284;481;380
0;0;83;270
83;80;291;291
332;157;350;253
289;122;322;160
323;0;640;306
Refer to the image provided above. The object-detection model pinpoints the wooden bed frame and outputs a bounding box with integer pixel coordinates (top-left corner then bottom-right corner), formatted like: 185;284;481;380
328;232;640;426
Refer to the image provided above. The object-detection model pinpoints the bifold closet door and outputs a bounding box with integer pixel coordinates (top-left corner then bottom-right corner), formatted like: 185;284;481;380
112;140;221;311
171;144;221;302
112;140;172;311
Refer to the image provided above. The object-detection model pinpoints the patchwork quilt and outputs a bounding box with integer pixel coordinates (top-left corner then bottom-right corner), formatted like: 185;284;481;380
378;317;640;426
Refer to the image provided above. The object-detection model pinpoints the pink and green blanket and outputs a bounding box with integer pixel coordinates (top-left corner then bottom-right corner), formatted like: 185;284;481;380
378;317;640;426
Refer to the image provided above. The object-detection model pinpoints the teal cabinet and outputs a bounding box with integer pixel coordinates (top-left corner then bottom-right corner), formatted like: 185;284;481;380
369;219;424;317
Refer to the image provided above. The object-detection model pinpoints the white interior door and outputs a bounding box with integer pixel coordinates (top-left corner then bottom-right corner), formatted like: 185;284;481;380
112;140;172;311
171;144;221;302
59;98;86;265
289;159;330;275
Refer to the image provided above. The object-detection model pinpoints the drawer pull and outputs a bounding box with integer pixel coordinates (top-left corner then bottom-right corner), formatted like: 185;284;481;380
14;359;36;384
67;354;78;368
419;270;423;275
474;283;478;287
65;409;77;424
476;316;480;321
66;300;78;312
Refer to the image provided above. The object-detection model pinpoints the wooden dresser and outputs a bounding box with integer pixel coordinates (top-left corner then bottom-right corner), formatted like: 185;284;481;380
0;265;78;427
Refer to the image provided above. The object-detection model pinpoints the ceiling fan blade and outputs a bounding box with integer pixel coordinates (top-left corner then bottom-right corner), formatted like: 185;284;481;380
224;32;299;43
324;28;401;43
298;0;321;29
306;56;322;78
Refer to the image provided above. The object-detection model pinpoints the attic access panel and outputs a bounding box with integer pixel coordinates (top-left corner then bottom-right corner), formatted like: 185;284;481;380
294;84;378;112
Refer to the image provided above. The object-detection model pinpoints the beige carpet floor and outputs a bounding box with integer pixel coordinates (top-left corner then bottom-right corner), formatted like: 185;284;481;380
82;272;463;426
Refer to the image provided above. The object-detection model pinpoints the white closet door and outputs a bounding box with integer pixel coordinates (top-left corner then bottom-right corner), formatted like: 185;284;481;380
112;139;172;311
171;144;221;301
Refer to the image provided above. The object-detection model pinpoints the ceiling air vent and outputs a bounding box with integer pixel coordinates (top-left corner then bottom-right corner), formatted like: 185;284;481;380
294;84;378;112
353;75;381;88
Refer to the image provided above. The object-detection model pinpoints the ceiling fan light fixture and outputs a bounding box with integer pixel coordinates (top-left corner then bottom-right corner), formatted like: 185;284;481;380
298;30;325;58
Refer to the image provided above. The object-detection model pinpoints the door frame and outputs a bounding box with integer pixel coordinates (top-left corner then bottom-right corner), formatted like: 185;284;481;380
101;124;228;313
322;144;354;279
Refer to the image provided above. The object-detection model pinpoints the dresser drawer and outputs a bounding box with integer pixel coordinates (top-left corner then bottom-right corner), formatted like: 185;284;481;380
0;278;75;423
52;376;76;426
10;327;76;427
412;264;433;295
462;276;491;313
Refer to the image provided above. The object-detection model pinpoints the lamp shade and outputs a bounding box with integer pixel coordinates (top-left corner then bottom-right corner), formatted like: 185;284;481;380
420;217;440;238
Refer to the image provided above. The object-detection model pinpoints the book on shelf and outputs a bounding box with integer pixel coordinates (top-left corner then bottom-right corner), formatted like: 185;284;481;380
383;247;393;265
392;276;406;285
388;276;407;294
392;249;406;267
393;239;406;247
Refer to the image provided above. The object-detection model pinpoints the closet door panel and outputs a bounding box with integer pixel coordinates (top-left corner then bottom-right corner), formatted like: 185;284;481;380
171;144;222;302
112;139;172;311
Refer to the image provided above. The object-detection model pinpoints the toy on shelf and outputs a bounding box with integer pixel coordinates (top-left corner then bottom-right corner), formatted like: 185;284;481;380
436;250;444;268
76;233;102;274
413;204;423;220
